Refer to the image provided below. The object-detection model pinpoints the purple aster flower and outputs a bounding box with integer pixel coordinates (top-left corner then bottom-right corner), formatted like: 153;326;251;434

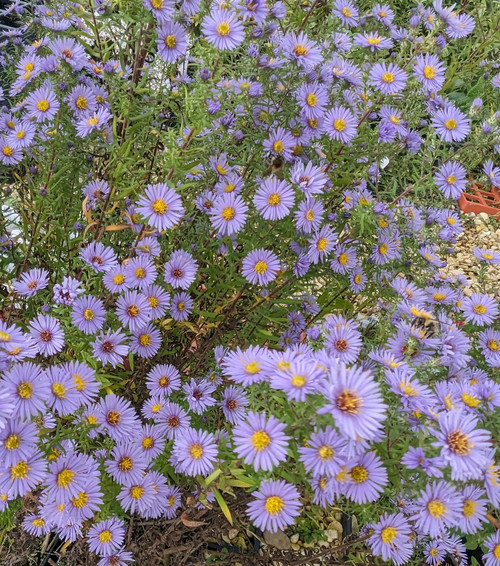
413;480;462;537
307;226;338;264
156;402;191;439
270;358;322;401
2;362;49;421
64;360;98;405
434;161;467;199
242;248;281;286
103;267;129;293
13;268;49;297
71;295;106;334
171;427;218;477
232;411;289;472
46;452;96;504
346;452;388;503
52;276;82;305
433;410;491;480
48;37;86;69
170;291;193;321
124;256;157;291
368;513;413;566
369;62;408;95
97;394;140;442
281;31;322;69
130;324;162;358
135;183;184;231
291;161;327;196
143;0;174;21
75;107;113;137
25;84;60;122
478;329;500;365
330;244;357;274
220;386;248;424
97;549;135;566
299;426;347;477
146;364;181;397
354;32;393;51
67;84;97;118
183;378;217;414
254;178;295;220
0;419;38;466
483;531;500;566
87;517;126;556
318;362;387;441
116;290;151;332
371;234;399;265
247;479;302;533
80;242;117;273
8;121;36;149
143;284;170;318
117;476;156;515
222;345;268;385
163;250;198;289
201;9;244;50
296;81;328;119
483;159;500;185
135;236;161;257
92;330;129;368
136;424;165;464
0;137;22;165
461;293;498;326
350;267;366;292
23;514;50;537
424;541;446;565
431;106;470;142
414;54;446;92
163;485;182;519
45;365;80;416
324;325;362;364
156;21;188;63
401;446;444;477
1;450;47;497
263;127;296;161
458;486;487;534
209;193;248;236
28;314;64;356
105;442;148;486
288;311;306;332
333;0;358;26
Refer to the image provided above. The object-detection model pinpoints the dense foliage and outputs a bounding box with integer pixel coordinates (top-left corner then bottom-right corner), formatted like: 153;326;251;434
0;0;499;564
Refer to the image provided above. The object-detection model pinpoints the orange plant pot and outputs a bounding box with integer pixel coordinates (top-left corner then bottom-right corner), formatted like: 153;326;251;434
458;183;500;217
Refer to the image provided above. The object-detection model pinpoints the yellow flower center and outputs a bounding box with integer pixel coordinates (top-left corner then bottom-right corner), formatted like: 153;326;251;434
427;499;445;518
473;304;487;314
18;382;33;399
251;430;271;451
142;437;154;449
189;443;204;460
487;339;499;351
494;545;500;560
165;35;176;48
482;253;494;260
216;22;231;36
265;495;284;515
76;96;87;109
351;465;368;483
148;296;159;308
366;37;381;45
6;434;20;450
379;244;388;255
382;72;395;83
445;119;457;130
354;274;362;284
462;499;476;518
316;237;328;251
245;361;261;374
222;206;235;220
461;393;480;408
11;460;30;480
254;261;268;274
381;526;398;544
290;374;307;388
152;199;167;214
273;140;284;153
2;146;13;157
57;469;75;488
127;305;140;318
334;118;346;131
130;486;144;499
338;253;348;265
106;410;121;426
267;192;281;206
318;445;334;460
423;65;436;79
224;183;235;192
0;331;10;342
306;93;317;107
118;456;133;471
32;518;45;527
177;301;185;311
447;430;470;454
72;491;89;508
151;0;164;8
36;99;50;112
293;44;308;56
446;175;456;184
113;273;125;285
87;116;99;126
305;210;314;221
135;267;146;279
16;130;25;139
83;308;94;320
139;334;151;346
390;115;400;125
152;403;162;413
342;6;352;16
336;390;361;414
99;529;113;543
52;383;67;399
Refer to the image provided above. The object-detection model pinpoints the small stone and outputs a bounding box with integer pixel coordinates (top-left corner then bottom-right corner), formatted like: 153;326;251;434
351;515;359;534
235;536;247;550
222;534;231;545
291;543;301;551
327;519;343;537
228;528;238;540
290;534;300;544
318;540;329;548
303;541;315;548
325;529;339;543
264;530;292;550
478;212;490;223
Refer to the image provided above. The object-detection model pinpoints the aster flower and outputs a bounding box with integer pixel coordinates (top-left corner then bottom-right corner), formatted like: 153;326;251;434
23;514;51;537
156;402;191;440
296;82;328;119
458;486;487;534
136;424;165;463
163;485;182;519
183;378;217;414
346;452;388;503
53;276;83;305
318;362;387;441
307;226;337;264
92;330;129;368
461;293;498;326
3;362;50;420
263;127;296;161
75;108;113;137
209;193;248;236
87;517;126;556
413;480;462;537
324;325;362;364
401;446;444;478
136;183;184;231
46;452;96;504
414;54;446;93
2;450;47;497
67;85;97;118
45;365;80;416
80;242;117;273
281;31;322;68
13;268;49;297
299;426;347;477
117;476;156;515
232;411;289;472
254;178;295;220
333;0;359;26
116;290;151;332
270;358;323;401
28;315;64;356
484;531;500;566
143;284;170;318
222;345;268;385
431;106;470;142
324;105;357;144
170;291;193;321
0;138;22;165
163;250;198;289
105;442;148;486
49;37;86;69
124;256;157;291
368;513;413;566
201;9;244;50
143;0;174;21
433;410;491;480
247;479;302;533
25;84;60;122
103;267;129;293
97;394;140;442
146;364;181;397
354;32;393;51
369;62;408;95
434;161;467;199
171;427;218;477
220;386;248;424
424;541;446;565
242;248;280;285
130;324;162;358
474;247;500;265
291;162;327;196
71;295;106;334
157;21;188;63
0;419;38;466
478;329;500;365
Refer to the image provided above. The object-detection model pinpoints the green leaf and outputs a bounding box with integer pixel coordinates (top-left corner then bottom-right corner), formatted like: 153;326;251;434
212;487;233;526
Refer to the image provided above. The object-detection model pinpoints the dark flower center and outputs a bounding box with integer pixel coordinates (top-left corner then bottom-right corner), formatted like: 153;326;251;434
172;268;183;278
102;340;115;353
40;330;52;342
167;416;180;428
